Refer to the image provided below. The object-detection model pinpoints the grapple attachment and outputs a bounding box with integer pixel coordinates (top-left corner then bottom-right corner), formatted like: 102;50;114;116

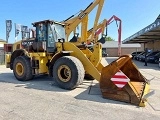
100;54;150;107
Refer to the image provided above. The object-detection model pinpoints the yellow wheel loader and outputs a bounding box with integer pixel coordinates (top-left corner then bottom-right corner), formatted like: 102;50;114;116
5;0;151;107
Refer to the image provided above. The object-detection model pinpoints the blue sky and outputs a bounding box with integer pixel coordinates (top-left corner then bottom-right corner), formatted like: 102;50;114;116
0;0;160;43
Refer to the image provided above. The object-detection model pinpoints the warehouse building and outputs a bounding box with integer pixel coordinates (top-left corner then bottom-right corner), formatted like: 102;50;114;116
0;39;6;65
123;14;160;51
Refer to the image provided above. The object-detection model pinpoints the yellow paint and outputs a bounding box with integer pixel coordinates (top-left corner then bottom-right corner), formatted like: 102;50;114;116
38;57;48;73
57;65;71;82
90;43;102;67
56;43;63;52
29;52;46;57
16;62;24;76
29;52;48;74
5;54;11;68
12;40;22;51
139;83;150;107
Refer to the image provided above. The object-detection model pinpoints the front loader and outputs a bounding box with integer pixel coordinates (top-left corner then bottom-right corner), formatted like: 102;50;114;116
5;0;151;107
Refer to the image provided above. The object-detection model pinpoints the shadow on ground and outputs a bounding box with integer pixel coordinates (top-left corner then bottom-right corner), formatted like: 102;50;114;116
0;72;69;92
74;82;133;107
0;72;136;107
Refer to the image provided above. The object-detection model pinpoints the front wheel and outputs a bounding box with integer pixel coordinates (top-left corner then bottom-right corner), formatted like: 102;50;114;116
53;56;84;90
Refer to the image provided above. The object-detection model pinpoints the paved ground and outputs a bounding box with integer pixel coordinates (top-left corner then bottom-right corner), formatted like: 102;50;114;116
0;58;160;120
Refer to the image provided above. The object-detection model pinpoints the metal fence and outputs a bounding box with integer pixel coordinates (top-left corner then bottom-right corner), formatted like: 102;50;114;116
0;49;5;65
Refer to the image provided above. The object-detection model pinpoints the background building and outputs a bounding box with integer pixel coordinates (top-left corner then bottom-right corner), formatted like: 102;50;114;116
102;41;142;57
0;39;6;64
123;14;160;52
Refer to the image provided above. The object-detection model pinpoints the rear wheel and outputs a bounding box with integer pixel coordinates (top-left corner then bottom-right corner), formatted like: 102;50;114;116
13;56;33;81
53;56;84;90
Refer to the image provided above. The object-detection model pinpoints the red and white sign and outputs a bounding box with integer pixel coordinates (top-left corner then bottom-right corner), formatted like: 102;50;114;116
111;70;130;89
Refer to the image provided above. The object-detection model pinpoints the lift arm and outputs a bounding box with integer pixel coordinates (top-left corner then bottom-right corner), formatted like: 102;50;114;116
63;0;105;41
87;19;107;42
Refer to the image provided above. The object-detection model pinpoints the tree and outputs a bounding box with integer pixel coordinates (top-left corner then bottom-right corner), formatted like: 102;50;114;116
105;36;115;41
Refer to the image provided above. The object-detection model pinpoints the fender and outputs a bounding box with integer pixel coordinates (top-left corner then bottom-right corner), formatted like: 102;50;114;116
10;49;30;70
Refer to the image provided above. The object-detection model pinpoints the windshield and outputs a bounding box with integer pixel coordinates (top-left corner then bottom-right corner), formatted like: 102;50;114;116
51;24;65;41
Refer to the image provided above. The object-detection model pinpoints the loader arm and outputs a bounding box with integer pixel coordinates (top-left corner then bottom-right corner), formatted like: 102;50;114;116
70;15;89;43
87;19;107;42
64;0;104;41
62;42;102;81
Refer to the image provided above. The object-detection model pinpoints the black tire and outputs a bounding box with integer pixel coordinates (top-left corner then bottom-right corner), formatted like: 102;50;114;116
53;56;84;90
84;74;95;80
13;56;33;81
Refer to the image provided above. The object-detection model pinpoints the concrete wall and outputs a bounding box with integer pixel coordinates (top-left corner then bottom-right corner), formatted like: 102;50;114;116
140;43;145;51
121;48;139;55
106;48;118;57
106;47;142;57
154;41;160;50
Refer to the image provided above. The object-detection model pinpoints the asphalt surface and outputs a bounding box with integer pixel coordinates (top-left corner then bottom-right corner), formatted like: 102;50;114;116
0;58;160;120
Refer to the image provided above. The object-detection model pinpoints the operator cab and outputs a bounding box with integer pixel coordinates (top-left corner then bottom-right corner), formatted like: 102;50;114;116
31;20;65;53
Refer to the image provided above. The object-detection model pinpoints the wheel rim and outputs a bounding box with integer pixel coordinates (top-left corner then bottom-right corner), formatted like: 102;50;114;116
58;65;71;82
16;63;24;76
